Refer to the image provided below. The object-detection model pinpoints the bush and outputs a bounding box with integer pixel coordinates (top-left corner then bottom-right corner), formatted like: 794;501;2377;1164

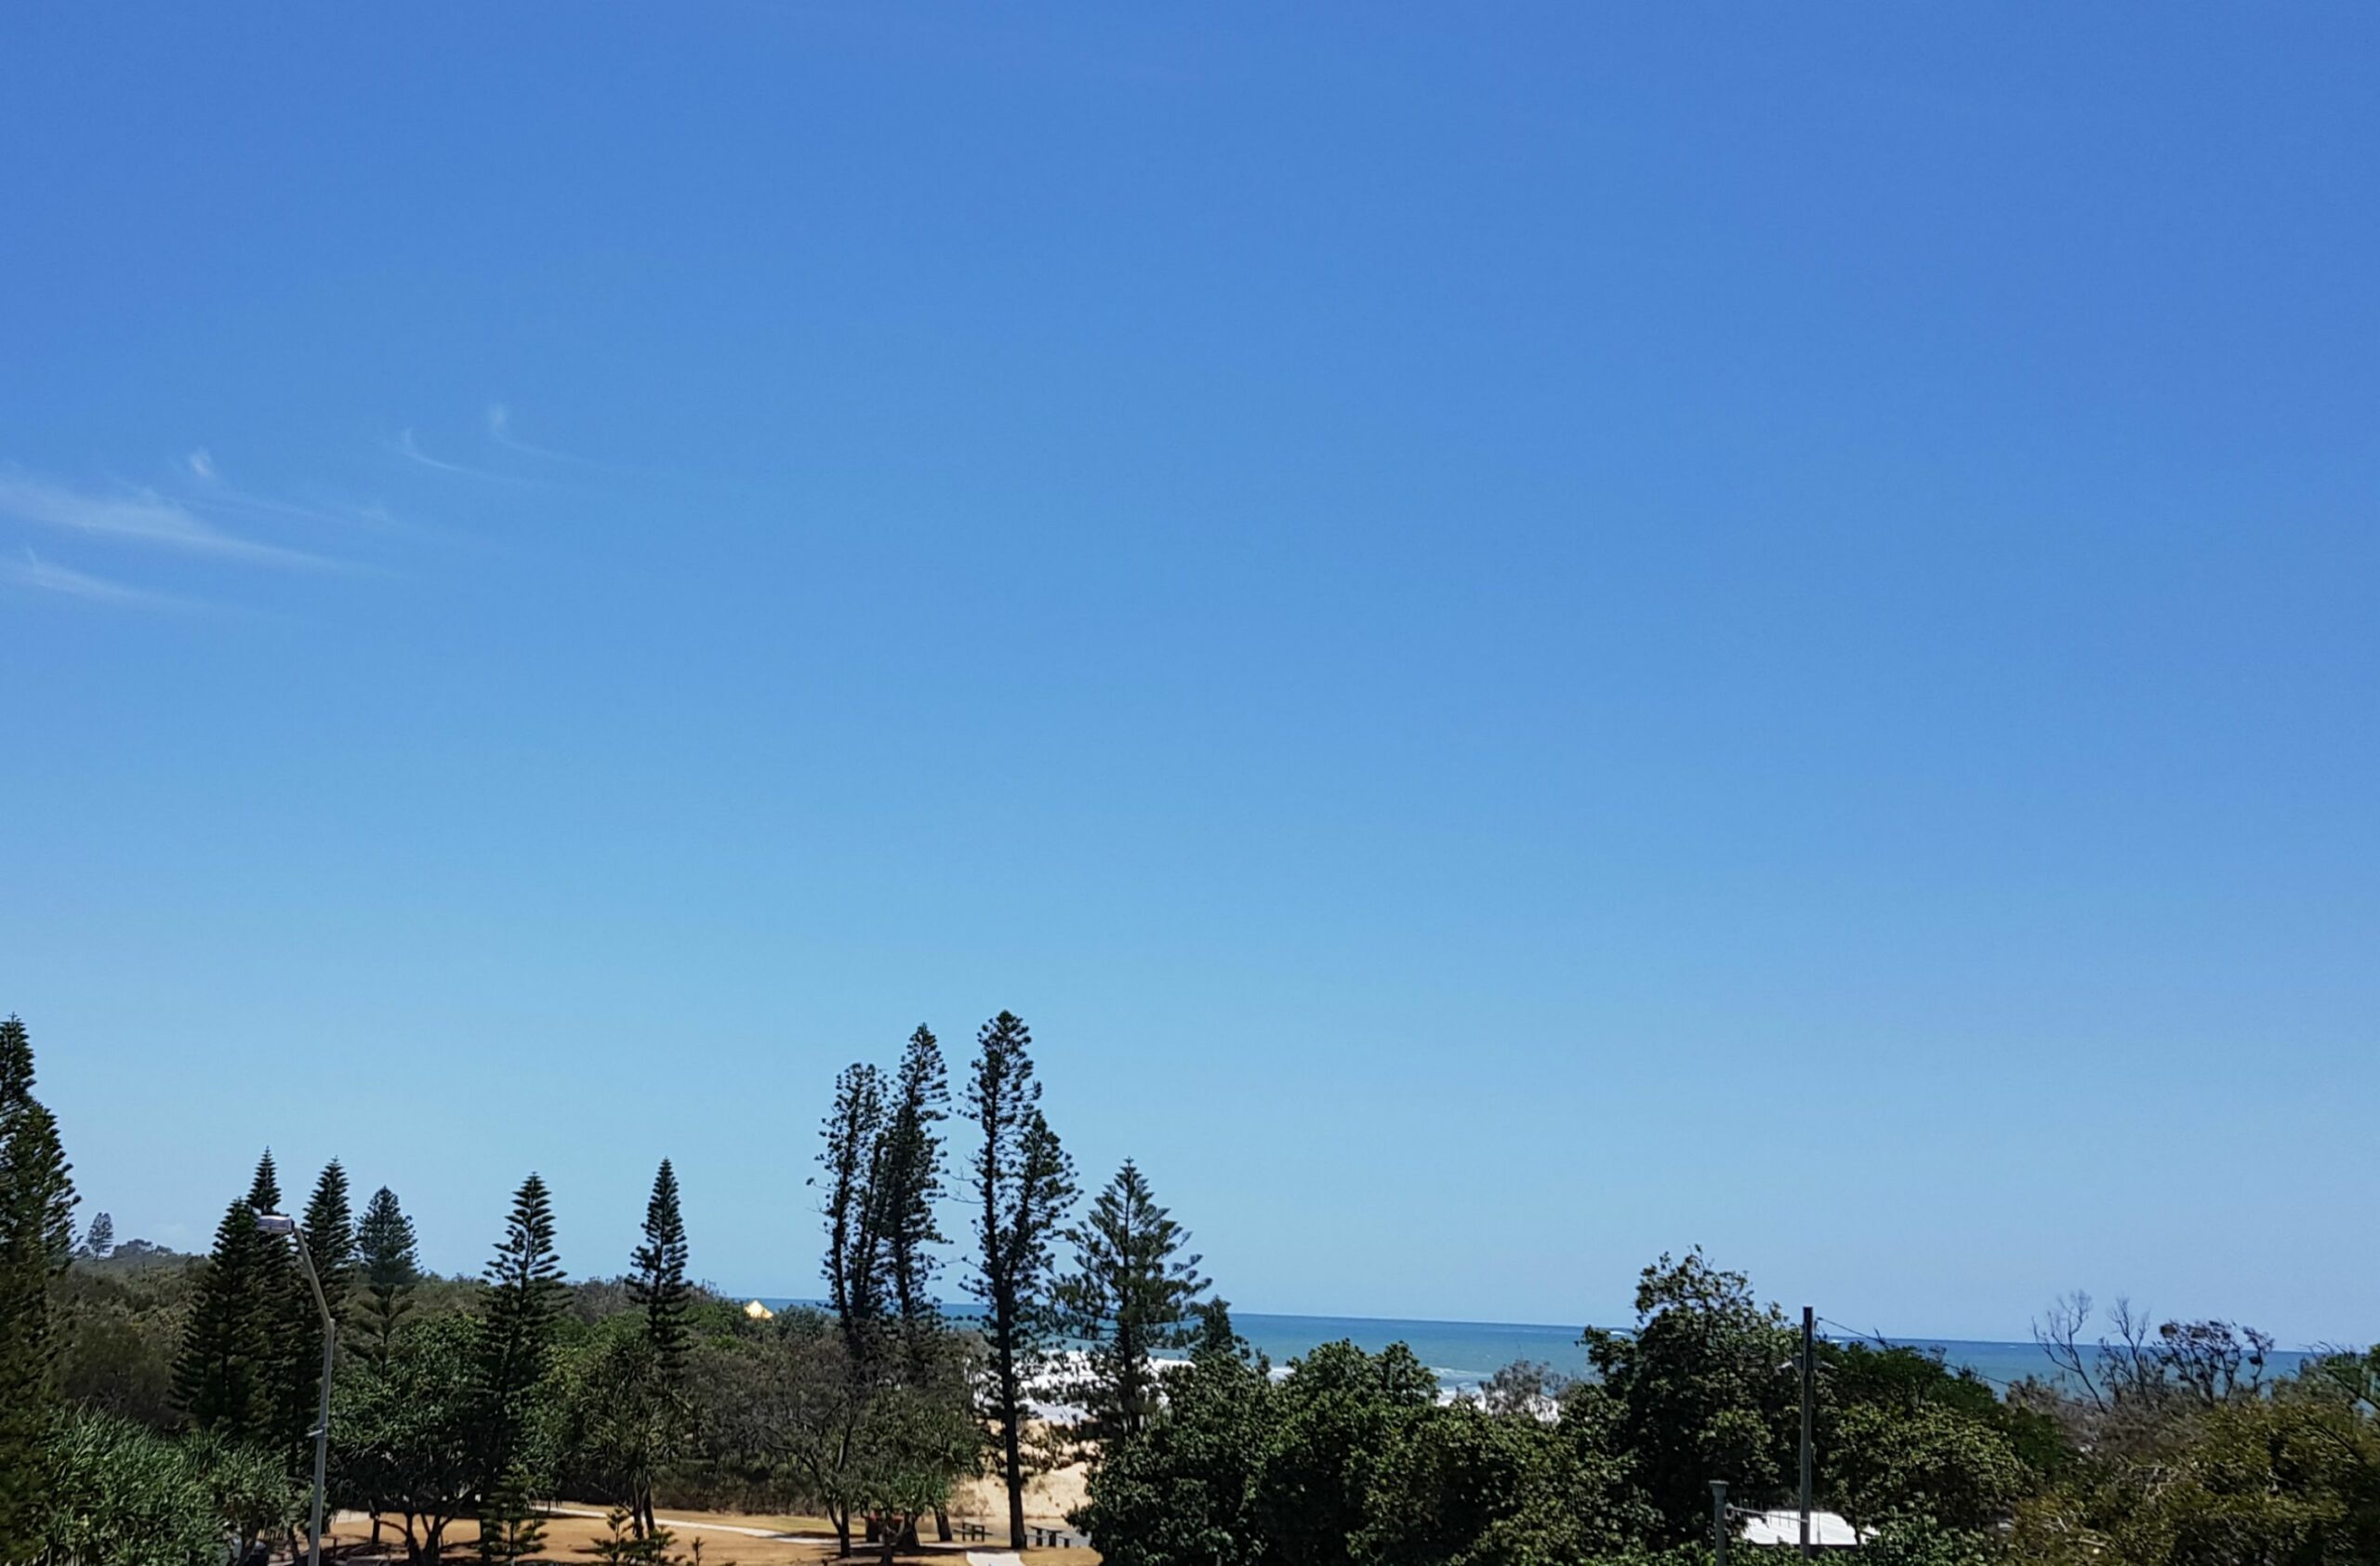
42;1412;222;1566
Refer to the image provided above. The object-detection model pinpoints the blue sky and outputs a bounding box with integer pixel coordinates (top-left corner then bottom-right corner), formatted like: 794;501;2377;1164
4;5;2374;1345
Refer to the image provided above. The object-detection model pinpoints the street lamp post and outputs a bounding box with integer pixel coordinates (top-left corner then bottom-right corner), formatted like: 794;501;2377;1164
258;1214;333;1566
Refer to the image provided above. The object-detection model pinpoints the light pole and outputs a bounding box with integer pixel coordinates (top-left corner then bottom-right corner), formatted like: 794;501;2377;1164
1799;1305;1814;1559
258;1214;333;1566
1778;1309;1822;1560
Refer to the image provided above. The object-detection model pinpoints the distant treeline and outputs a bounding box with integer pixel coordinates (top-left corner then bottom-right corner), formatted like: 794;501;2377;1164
3;1008;2376;1566
1;1011;1207;1564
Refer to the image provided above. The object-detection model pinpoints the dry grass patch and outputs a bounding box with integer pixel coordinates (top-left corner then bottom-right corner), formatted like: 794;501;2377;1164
321;1508;1100;1566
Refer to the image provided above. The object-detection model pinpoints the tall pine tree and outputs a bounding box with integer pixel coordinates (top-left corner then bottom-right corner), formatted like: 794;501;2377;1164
881;1025;950;1369
624;1159;694;1537
302;1160;357;1326
475;1173;564;1559
0;1015;30;1108
968;1012;1078;1549
297;1156;358;1485
0;1015;72;1268
174;1195;279;1437
355;1185;421;1373
1058;1160;1211;1443
243;1150;323;1476
246;1148;285;1219
0;1014;77;1561
818;1062;891;1363
628;1159;692;1378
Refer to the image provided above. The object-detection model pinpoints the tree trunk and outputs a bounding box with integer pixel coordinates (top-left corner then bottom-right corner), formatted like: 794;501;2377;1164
1005;1415;1027;1548
932;1506;952;1544
407;1512;448;1566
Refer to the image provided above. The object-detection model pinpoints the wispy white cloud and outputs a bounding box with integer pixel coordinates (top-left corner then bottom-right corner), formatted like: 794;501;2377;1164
487;403;568;463
486;404;530;448
390;428;534;485
186;447;216;481
0;470;335;569
194;486;413;537
1;549;200;611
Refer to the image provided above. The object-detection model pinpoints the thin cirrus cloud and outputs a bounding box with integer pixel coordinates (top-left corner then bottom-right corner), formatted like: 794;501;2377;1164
182;445;408;536
1;549;199;612
486;403;574;463
390;427;538;486
487;403;671;482
0;469;335;571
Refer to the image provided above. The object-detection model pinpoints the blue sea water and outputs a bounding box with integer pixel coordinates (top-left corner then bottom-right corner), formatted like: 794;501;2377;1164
750;1300;2316;1395
1229;1313;2316;1393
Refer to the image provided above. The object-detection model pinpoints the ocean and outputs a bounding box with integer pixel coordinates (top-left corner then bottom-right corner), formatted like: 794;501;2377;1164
747;1301;2320;1395
1227;1312;2320;1394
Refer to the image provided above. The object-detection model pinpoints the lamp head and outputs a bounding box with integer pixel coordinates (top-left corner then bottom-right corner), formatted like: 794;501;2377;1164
255;1213;298;1236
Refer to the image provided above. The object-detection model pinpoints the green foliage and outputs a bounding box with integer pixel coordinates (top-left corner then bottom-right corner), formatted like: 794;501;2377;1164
818;1028;956;1400
821;1059;892;1359
1577;1249;1799;1544
226;1148;323;1475
54;1249;199;1426
1254;1340;1440;1566
0;1092;77;1557
967;1010;1079;1545
1059;1159;1211;1443
1851;1514;2006;1566
301;1159;357;1328
881;1026;951;1368
477;1459;549;1564
475;1172;565;1490
1355;1401;1648;1566
550;1320;684;1533
2014;1377;2380;1566
0;1012;79;1559
588;1506;693;1565
41;1411;223;1566
851;1374;982;1561
173;1198;281;1439
629;1159;694;1380
356;1184;423;1370
686;1307;979;1554
245;1148;283;1216
1828;1401;2028;1533
0;1015;31;1108
1075;1303;1276;1566
1087;1251;2380;1566
1082;1324;1653;1566
333;1313;484;1565
187;1429;307;1561
78;1210;112;1260
1820;1339;2068;1481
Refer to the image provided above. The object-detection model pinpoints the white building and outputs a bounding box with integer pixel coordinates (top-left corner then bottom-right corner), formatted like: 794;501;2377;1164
1737;1508;1873;1548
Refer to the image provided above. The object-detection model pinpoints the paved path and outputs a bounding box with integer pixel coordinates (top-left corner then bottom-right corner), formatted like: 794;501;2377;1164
542;1508;1060;1550
546;1506;844;1543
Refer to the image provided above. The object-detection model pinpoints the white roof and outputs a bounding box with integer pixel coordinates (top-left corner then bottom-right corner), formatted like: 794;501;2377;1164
1738;1509;1872;1548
